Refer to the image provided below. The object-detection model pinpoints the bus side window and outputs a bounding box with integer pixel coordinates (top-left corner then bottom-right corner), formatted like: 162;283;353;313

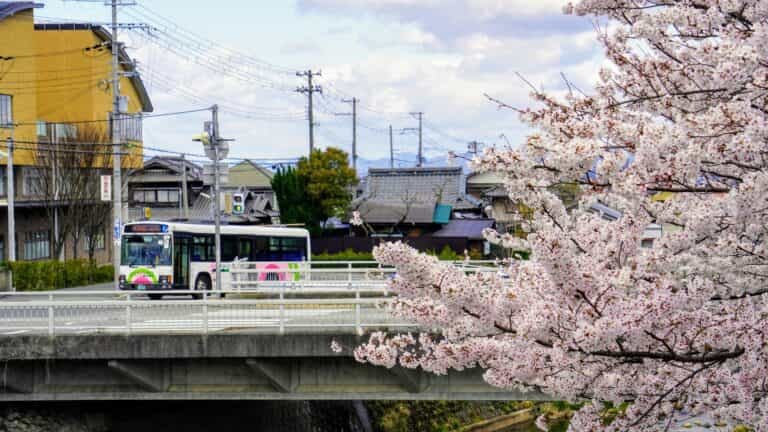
222;236;238;261
253;237;269;261
192;235;213;261
239;239;253;261
281;237;303;261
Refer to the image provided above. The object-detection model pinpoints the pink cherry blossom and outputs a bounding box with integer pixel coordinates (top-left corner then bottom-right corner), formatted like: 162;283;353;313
353;2;768;431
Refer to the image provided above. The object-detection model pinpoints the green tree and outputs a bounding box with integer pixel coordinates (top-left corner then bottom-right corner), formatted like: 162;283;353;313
271;166;317;230
296;147;358;231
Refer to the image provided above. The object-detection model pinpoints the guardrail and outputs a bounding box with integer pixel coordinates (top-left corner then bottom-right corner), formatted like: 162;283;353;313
229;260;501;284
0;290;415;337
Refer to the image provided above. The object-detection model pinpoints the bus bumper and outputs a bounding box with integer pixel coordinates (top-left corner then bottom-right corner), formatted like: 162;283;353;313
118;275;173;291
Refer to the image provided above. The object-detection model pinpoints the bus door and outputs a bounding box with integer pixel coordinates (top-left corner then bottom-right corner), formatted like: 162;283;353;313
173;235;192;289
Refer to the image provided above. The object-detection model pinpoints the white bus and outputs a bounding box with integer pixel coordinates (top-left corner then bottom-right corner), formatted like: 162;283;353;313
119;221;311;299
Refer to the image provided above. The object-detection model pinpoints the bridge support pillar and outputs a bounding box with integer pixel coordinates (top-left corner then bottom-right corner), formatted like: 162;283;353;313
389;366;429;393
245;359;297;393
108;360;168;392
0;361;33;393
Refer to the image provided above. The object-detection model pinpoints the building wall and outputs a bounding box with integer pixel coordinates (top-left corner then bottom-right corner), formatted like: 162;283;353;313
0;10;39;158
228;162;273;188
0;207;111;264
0;11;145;167
0;7;152;264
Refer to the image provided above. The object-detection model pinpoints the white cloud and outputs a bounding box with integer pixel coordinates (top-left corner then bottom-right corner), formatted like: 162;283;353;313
466;0;569;19
129;1;603;162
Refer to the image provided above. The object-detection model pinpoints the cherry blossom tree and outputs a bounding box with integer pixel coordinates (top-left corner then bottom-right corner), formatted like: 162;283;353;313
352;1;768;430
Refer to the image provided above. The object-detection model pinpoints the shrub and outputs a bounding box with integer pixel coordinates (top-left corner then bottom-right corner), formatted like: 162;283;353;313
313;249;375;261
8;260;114;291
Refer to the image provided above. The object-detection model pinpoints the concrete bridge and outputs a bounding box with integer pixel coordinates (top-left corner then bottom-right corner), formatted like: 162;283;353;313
0;264;546;401
0;333;548;401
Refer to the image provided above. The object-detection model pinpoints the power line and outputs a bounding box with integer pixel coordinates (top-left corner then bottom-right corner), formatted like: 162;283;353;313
133;3;295;75
9;107;213;127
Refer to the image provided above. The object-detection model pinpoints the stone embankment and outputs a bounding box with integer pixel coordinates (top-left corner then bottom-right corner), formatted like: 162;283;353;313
0;408;107;432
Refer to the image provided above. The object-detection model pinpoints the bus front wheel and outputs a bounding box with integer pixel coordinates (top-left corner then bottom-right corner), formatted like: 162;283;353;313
193;274;212;299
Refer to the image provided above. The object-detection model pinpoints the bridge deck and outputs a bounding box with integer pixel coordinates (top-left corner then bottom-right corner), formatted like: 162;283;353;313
0;334;549;401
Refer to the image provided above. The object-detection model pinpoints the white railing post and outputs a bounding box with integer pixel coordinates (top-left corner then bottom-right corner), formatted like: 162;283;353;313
231;259;237;293
47;293;54;337
202;295;209;335
125;293;132;335
347;262;352;283
355;286;361;335
279;284;285;335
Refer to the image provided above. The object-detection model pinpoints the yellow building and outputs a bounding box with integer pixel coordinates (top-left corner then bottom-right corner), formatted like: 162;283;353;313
0;2;152;262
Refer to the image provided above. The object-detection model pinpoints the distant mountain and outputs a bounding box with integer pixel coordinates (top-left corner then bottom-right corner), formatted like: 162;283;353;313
356;151;476;176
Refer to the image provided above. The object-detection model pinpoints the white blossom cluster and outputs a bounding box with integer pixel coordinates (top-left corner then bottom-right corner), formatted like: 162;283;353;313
352;1;768;431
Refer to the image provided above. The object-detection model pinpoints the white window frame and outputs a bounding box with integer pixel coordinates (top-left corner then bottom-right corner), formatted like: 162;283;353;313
23;230;50;261
22;167;44;196
84;231;106;250
0;95;12;128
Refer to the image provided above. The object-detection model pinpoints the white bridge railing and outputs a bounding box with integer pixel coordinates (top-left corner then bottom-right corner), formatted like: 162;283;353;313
227;259;501;286
0;261;503;337
0;290;415;337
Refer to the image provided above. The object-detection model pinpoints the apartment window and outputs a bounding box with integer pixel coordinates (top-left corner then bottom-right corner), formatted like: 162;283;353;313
115;113;142;142
53;123;77;140
0;95;11;128
36;121;47;137
23;231;50;260
22;167;44;196
84;232;106;250
0;235;5;261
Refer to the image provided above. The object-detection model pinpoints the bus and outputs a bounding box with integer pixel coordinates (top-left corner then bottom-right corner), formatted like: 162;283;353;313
119;221;311;299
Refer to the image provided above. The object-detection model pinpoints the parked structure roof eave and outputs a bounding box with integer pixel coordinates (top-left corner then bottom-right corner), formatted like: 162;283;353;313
0;2;42;22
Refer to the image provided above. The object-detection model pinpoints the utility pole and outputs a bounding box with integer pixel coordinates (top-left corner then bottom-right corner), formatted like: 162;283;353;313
338;97;358;173
6;133;14;292
110;0;122;289
468;141;482;156
389;125;394;169
212;105;222;293
410;112;424;167
296;70;322;156
181;153;189;219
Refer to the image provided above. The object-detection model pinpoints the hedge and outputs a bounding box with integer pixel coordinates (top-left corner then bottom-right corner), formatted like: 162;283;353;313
312;246;487;262
7;260;113;292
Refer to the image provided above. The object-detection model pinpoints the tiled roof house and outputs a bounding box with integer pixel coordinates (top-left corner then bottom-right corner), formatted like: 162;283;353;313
352;167;482;228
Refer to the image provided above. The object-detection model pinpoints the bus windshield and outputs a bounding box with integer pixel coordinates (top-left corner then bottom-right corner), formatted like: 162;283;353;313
121;234;172;267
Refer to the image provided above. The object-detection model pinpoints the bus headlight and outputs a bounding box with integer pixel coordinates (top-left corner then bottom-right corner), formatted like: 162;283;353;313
119;275;126;289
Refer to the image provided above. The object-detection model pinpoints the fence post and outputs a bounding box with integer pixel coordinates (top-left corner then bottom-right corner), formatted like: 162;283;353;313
279;284;285;335
231;259;238;293
203;294;209;335
355;285;361;335
347;262;352;283
47;293;54;337
126;293;132;336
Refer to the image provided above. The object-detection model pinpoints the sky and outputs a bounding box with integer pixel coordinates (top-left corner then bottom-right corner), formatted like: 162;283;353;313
36;0;603;167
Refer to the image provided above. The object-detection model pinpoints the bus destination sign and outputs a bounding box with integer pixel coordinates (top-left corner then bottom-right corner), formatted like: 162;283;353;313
124;224;168;234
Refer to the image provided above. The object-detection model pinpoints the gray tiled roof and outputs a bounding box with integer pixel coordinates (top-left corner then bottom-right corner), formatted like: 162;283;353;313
356;201;436;224
432;219;495;240
354;167;482;224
